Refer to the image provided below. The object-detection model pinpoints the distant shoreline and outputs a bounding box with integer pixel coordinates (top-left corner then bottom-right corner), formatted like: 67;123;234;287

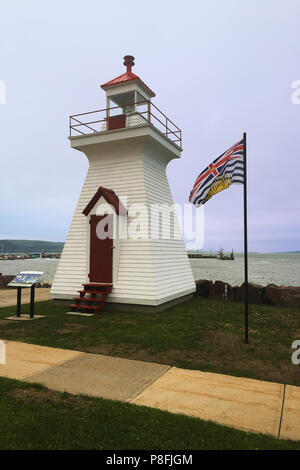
188;251;300;254
0;239;298;255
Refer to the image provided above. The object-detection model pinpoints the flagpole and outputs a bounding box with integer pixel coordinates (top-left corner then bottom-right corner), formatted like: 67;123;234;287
243;132;249;344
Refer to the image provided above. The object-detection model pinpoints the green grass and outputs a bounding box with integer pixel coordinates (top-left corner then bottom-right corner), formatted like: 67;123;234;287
0;297;299;386
0;376;298;450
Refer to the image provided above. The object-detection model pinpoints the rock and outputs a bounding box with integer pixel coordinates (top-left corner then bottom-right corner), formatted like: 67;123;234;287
265;284;300;307
234;282;265;304
194;279;300;307
264;284;281;305
42;283;51;288
195;279;212;297
0;275;15;287
209;280;232;300
35;281;51;288
280;292;300;308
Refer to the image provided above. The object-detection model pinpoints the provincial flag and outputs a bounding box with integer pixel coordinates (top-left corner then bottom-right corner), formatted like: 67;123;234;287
189;139;244;207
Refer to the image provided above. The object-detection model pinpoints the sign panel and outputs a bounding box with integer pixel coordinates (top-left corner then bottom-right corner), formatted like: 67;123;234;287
7;271;43;288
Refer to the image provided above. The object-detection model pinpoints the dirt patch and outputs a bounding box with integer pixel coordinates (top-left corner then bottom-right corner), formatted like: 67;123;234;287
11;387;93;409
84;343;129;357
56;324;89;334
0;328;30;338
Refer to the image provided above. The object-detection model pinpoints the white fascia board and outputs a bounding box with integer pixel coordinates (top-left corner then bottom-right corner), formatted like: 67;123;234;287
105;82;152;102
69;124;181;157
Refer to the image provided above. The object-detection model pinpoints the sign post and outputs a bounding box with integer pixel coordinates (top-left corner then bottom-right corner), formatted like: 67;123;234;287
7;272;43;319
16;287;22;318
30;284;35;319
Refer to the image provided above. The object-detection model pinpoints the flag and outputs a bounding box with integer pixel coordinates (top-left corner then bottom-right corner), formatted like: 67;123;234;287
189;139;244;207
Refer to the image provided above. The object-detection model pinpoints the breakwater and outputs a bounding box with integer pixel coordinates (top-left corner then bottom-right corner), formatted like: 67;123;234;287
195;279;300;307
0;275;14;287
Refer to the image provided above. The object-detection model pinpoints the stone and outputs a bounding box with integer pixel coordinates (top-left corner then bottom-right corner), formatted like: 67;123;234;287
264;284;282;305
234;282;265;304
264;285;300;307
209;280;232;300
0;275;14;288
279;292;300;308
195;279;212;297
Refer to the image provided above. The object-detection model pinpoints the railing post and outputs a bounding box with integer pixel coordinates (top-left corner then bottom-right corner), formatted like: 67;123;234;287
166;117;168;136
147;101;151;123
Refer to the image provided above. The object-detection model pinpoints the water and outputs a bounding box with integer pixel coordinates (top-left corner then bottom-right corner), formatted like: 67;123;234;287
190;252;300;286
0;258;59;283
0;253;299;287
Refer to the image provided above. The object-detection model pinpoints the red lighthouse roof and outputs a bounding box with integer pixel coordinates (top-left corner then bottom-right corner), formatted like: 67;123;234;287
101;55;156;97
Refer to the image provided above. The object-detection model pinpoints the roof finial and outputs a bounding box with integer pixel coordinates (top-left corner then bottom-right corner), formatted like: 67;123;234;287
123;55;135;73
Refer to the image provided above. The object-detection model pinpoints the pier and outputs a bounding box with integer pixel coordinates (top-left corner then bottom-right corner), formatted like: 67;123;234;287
188;249;234;260
0;252;61;260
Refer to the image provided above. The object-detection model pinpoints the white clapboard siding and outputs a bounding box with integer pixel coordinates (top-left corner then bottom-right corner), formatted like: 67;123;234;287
51;131;195;304
142;157;195;300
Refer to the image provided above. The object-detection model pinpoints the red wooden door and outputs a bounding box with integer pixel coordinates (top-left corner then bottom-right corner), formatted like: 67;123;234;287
89;215;113;283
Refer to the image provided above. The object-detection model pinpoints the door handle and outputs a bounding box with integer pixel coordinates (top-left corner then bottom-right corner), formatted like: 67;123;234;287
109;246;115;251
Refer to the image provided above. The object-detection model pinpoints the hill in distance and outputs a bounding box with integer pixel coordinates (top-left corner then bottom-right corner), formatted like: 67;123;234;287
0;240;64;253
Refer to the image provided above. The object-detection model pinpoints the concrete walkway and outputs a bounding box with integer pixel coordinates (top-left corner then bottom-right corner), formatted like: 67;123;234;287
0;288;50;308
0;339;299;442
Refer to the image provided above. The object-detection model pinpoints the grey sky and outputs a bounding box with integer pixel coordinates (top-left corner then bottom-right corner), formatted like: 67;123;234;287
1;0;299;252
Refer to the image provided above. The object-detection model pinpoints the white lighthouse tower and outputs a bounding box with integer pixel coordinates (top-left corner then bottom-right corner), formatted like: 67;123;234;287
50;56;195;312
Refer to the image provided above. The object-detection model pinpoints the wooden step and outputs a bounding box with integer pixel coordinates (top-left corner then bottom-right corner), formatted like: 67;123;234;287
83;283;112;290
83;283;112;286
70;283;113;315
70;304;101;311
78;290;105;297
83;284;112;293
74;297;104;304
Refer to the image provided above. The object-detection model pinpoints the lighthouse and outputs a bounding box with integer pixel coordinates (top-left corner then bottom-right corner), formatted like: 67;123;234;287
50;56;196;312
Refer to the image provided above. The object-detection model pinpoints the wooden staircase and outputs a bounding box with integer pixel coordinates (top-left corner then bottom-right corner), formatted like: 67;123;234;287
70;283;112;314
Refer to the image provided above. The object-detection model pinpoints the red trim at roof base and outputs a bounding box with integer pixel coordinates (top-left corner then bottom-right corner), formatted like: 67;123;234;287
101;71;155;98
82;187;127;216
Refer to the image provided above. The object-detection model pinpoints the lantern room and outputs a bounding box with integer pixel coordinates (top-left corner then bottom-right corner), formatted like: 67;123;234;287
101;55;155;132
69;56;182;147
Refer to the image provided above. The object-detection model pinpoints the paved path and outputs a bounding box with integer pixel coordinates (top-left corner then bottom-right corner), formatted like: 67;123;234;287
0;288;50;308
0;340;299;442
